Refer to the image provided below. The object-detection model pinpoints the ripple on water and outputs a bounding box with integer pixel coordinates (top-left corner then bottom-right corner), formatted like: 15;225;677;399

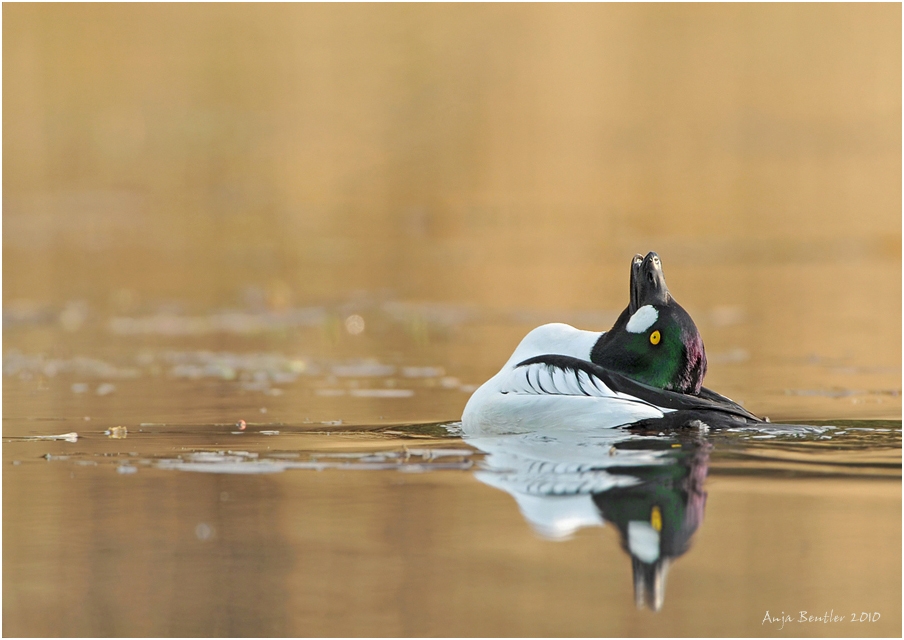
5;419;898;481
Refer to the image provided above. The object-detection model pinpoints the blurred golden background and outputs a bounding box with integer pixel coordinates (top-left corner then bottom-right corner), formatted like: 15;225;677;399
4;3;901;414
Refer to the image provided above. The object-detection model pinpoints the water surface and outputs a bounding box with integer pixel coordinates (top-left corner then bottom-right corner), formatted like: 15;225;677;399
3;327;901;636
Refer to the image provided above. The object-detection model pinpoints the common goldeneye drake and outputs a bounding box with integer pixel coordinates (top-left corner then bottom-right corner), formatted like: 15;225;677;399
462;252;761;434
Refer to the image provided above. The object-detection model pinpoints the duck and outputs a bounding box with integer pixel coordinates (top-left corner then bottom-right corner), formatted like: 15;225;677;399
462;252;762;434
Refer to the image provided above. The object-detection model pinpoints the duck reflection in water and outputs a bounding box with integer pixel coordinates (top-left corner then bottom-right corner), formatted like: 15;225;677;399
466;426;710;612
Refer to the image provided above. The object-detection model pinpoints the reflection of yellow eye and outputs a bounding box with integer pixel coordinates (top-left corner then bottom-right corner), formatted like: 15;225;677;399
650;330;661;345
651;505;662;532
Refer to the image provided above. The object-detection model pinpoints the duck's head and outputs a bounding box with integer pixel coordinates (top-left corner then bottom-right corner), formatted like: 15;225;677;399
590;252;707;394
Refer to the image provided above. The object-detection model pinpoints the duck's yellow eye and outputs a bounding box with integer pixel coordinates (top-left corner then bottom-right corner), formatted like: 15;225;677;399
650;330;661;345
651;505;662;532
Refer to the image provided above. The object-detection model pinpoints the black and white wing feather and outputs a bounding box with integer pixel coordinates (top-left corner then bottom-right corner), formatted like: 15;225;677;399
502;359;616;398
508;354;761;422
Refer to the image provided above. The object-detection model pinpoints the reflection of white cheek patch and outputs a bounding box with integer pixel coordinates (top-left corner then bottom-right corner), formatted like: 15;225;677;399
627;521;661;563
626;305;658;333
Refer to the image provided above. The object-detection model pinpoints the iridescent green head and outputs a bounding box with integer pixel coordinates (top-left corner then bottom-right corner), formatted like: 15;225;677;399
591;252;707;394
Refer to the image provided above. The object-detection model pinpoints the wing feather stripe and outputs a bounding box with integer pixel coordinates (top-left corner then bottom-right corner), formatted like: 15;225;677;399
514;354;761;421
533;366;549;394
575;369;590;396
526;367;539;394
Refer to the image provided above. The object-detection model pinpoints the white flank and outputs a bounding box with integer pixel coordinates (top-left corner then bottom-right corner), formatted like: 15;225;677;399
460;321;673;434
626;305;658;333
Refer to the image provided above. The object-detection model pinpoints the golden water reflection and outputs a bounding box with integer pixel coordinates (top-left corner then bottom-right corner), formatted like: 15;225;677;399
3;426;901;637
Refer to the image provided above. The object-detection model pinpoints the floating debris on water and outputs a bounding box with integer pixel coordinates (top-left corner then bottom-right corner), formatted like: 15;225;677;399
116;464;137;474
441;421;464;436
402;366;445;378
404;448;473;459
260;430;279;436
331;361;396;377
316;452;396;460
105;426;128;439
350;389;414;398
16;432;79;443
151;447;474;475
225;450;257;458
3;351;140;379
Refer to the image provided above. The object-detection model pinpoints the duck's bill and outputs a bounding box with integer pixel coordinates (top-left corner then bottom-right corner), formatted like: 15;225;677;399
630;252;670;313
630;254;644;314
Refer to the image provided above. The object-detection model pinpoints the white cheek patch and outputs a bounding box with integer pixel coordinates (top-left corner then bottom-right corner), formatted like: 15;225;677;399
627;521;661;563
626;305;659;333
